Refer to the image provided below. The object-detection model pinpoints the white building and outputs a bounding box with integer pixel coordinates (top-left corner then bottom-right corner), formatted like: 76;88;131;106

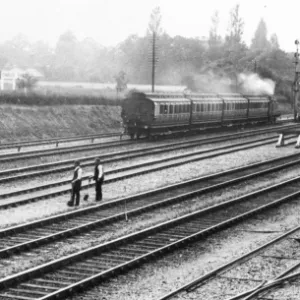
0;67;43;91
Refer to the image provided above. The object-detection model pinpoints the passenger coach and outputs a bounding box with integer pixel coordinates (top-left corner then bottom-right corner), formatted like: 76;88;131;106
121;91;278;139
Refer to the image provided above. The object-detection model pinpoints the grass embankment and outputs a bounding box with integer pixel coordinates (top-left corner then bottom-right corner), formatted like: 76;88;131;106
0;105;121;142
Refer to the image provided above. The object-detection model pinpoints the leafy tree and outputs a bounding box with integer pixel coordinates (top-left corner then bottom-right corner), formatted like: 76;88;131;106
208;10;224;60
225;4;244;49
251;18;270;51
270;33;280;50
209;10;221;45
54;31;78;80
115;71;128;92
16;73;38;95
148;6;162;35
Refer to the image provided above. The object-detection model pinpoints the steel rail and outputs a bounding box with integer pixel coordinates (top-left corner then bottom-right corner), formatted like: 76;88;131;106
157;225;300;300
0;123;296;164
229;270;300;300
0;132;284;186
0;139;134;163
1;151;300;261
1;123;298;181
0;135;294;209
0;132;121;151
0;126;279;178
1;120;283;151
1;173;300;299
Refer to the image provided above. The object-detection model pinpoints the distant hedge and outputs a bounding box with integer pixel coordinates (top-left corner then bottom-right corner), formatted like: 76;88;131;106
0;92;123;106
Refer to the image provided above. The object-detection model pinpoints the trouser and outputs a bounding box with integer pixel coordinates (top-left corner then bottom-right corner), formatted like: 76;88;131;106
95;177;104;201
70;181;82;206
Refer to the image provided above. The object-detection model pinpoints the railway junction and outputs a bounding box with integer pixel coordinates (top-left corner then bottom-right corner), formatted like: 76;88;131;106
1;2;300;299
1;116;300;299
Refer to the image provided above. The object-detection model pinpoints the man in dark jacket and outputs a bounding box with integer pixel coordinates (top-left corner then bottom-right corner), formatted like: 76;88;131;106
92;158;104;201
68;160;82;206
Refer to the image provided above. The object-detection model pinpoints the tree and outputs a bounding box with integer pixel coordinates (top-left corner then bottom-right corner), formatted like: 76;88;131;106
148;6;162;35
54;31;78;80
115;71;128;92
209;10;221;45
225;4;244;49
251;18;270;51
16;73;38;95
270;33;280;50
208;10;223;60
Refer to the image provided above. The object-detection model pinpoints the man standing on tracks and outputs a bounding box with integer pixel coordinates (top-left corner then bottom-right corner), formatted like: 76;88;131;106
68;160;82;206
92;158;104;201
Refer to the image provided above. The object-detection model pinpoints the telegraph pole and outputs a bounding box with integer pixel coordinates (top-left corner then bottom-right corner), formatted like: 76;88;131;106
152;32;156;92
148;6;161;93
293;40;300;121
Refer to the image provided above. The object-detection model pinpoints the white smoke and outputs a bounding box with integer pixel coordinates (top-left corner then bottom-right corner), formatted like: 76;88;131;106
238;73;275;95
193;71;235;93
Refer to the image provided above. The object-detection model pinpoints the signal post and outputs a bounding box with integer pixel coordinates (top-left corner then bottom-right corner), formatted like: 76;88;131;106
294;40;300;121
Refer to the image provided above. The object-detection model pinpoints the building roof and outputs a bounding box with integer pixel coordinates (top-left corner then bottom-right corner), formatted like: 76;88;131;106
1;67;44;78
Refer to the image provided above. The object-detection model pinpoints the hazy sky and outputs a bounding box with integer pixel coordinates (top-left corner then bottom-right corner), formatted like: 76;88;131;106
0;0;299;52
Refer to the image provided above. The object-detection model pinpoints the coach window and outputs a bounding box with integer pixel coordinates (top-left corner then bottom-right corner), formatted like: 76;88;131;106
160;105;164;114
164;105;168;114
170;105;173;114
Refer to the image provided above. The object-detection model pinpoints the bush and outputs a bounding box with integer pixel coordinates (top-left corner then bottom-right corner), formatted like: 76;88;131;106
0;91;122;106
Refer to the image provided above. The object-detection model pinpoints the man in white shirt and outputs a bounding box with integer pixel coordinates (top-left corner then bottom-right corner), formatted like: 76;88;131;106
93;158;104;201
68;160;83;206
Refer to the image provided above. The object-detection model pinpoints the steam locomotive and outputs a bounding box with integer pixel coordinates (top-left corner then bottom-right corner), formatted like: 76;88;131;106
121;91;279;139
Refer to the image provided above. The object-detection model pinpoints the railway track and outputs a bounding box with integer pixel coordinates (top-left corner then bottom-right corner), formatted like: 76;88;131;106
0;139;134;163
0;132;297;209
1;163;300;299
0;122;290;153
250;273;300;300
2;151;300;259
159;226;300;300
0;124;298;182
0;132;121;152
0;123;297;164
158;213;300;300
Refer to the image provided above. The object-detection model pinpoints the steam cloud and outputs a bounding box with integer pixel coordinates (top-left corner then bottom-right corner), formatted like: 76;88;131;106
238;73;275;95
186;70;276;95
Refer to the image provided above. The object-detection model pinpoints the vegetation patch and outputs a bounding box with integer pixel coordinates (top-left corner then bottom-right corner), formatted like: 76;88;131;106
0;104;121;142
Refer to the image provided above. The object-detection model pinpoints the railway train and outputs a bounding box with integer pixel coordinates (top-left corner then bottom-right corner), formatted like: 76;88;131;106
121;91;280;139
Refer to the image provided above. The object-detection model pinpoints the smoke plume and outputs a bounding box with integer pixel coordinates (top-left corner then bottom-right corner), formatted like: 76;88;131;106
183;70;276;95
238;73;275;95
